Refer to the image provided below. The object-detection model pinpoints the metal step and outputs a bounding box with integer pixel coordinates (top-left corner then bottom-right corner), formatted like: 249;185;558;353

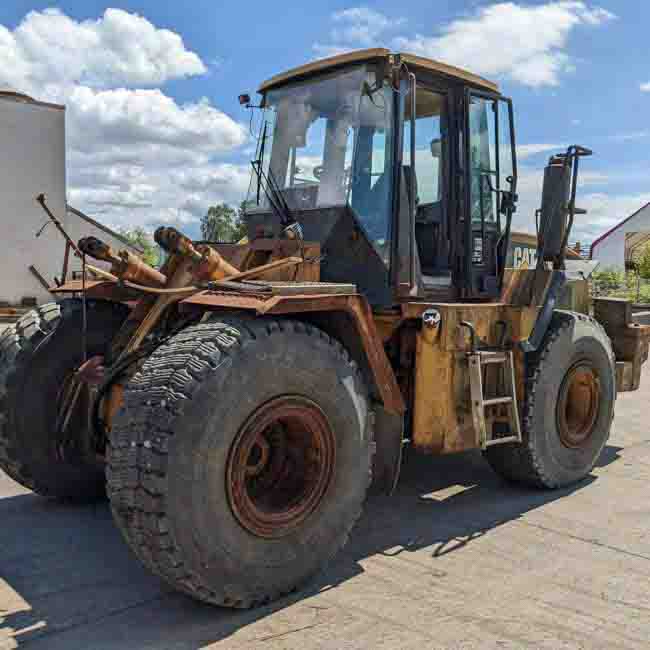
483;396;513;407
480;352;508;364
485;435;520;447
467;348;522;450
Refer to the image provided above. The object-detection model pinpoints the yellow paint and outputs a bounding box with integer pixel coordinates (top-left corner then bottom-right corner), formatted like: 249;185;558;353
374;313;402;342
412;303;538;454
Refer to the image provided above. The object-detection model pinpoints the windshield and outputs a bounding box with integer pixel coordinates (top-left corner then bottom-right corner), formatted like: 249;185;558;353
247;64;394;262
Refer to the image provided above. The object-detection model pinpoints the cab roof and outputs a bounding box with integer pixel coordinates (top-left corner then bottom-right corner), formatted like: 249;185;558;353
258;48;499;94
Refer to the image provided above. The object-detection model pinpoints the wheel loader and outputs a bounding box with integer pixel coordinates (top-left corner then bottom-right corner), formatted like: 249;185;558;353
1;48;649;608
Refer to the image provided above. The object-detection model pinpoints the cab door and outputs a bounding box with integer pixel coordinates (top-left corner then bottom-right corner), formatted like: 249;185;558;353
463;90;517;297
402;86;451;289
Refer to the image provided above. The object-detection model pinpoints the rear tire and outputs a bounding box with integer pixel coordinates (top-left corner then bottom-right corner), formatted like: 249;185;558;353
0;299;129;500
107;316;373;608
485;312;615;488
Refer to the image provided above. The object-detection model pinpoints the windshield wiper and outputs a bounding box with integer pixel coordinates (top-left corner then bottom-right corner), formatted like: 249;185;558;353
251;121;294;228
250;159;293;228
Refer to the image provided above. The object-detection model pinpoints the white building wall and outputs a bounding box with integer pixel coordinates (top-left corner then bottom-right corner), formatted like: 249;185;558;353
0;94;139;305
0;95;67;304
591;204;650;269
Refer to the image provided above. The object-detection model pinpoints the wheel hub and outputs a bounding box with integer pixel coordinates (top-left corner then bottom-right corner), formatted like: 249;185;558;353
226;396;336;539
557;363;601;448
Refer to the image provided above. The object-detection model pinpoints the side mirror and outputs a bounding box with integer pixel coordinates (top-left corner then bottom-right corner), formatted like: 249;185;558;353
238;93;251;106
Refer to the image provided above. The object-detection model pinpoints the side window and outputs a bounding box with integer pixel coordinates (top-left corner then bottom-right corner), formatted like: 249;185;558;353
467;93;516;266
468;96;497;225
403;88;446;205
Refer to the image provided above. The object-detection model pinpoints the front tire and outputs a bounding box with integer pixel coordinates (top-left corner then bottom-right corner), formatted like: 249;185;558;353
107;317;373;608
0;299;129;500
485;312;616;488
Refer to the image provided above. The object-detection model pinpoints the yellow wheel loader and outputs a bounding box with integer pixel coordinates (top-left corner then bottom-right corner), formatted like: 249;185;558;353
1;48;648;608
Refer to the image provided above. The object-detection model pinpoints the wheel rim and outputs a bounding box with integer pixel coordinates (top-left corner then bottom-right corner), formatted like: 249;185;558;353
226;396;336;539
557;363;601;448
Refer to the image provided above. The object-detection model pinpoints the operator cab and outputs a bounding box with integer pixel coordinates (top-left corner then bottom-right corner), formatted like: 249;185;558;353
244;49;517;306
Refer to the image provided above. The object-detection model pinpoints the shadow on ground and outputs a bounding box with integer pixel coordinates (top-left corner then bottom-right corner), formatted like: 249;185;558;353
0;444;621;649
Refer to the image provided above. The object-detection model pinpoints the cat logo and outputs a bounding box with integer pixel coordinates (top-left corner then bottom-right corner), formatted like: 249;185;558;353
512;246;537;269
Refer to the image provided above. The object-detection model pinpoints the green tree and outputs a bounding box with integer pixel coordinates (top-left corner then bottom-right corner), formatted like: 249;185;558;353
119;226;159;267
636;242;650;280
235;200;251;241
201;202;248;242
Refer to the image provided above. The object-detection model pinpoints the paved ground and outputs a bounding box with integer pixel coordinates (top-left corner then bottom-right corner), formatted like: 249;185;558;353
2;366;650;649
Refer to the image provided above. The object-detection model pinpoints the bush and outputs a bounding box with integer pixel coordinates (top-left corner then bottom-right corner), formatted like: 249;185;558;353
591;268;625;295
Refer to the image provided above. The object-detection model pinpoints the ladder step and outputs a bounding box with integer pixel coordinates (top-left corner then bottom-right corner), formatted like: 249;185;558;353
485;436;520;447
479;352;507;364
467;346;522;451
483;396;513;407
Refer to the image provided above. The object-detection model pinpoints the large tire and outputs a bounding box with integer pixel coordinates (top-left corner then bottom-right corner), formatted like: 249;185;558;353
0;299;129;500
485;312;616;488
107;317;373;608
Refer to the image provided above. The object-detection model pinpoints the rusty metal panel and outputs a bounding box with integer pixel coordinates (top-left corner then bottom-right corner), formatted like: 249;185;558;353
209;240;321;282
50;280;136;302
500;268;552;306
403;302;538;352
50;279;104;292
409;302;536;454
412;324;473;454
595;298;650;392
181;290;280;313
616;361;641;392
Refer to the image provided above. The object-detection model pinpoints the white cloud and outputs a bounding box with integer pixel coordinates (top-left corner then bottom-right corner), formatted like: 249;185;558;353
517;143;566;159
173;164;251;195
511;160;633;247
312;44;351;59
314;3;614;87
0;8;249;234
393;2;615;87
610;131;650;142
66;86;246;155
331;7;404;46
0;8;205;93
641;82;650;92
314;6;405;57
577;192;650;243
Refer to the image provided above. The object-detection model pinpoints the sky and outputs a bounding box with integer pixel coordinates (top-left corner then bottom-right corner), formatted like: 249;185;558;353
0;1;648;246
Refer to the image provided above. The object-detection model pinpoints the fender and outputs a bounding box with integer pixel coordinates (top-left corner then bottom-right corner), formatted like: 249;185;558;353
181;289;406;494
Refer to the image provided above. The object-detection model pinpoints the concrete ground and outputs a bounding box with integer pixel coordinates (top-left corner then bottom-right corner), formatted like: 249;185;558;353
1;366;650;649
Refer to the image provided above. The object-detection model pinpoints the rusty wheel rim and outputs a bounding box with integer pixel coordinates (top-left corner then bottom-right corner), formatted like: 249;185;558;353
226;396;336;539
557;363;601;448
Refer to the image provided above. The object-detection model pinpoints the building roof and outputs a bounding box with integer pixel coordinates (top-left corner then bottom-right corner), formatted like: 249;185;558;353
511;230;582;259
67;205;144;253
0;88;65;111
258;48;498;93
589;201;650;258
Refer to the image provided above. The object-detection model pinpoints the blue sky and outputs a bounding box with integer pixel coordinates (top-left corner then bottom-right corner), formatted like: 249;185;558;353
0;1;648;245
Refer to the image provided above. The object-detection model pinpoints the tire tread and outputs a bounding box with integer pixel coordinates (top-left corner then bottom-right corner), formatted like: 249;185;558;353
107;316;372;608
485;311;615;488
0;299;128;497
